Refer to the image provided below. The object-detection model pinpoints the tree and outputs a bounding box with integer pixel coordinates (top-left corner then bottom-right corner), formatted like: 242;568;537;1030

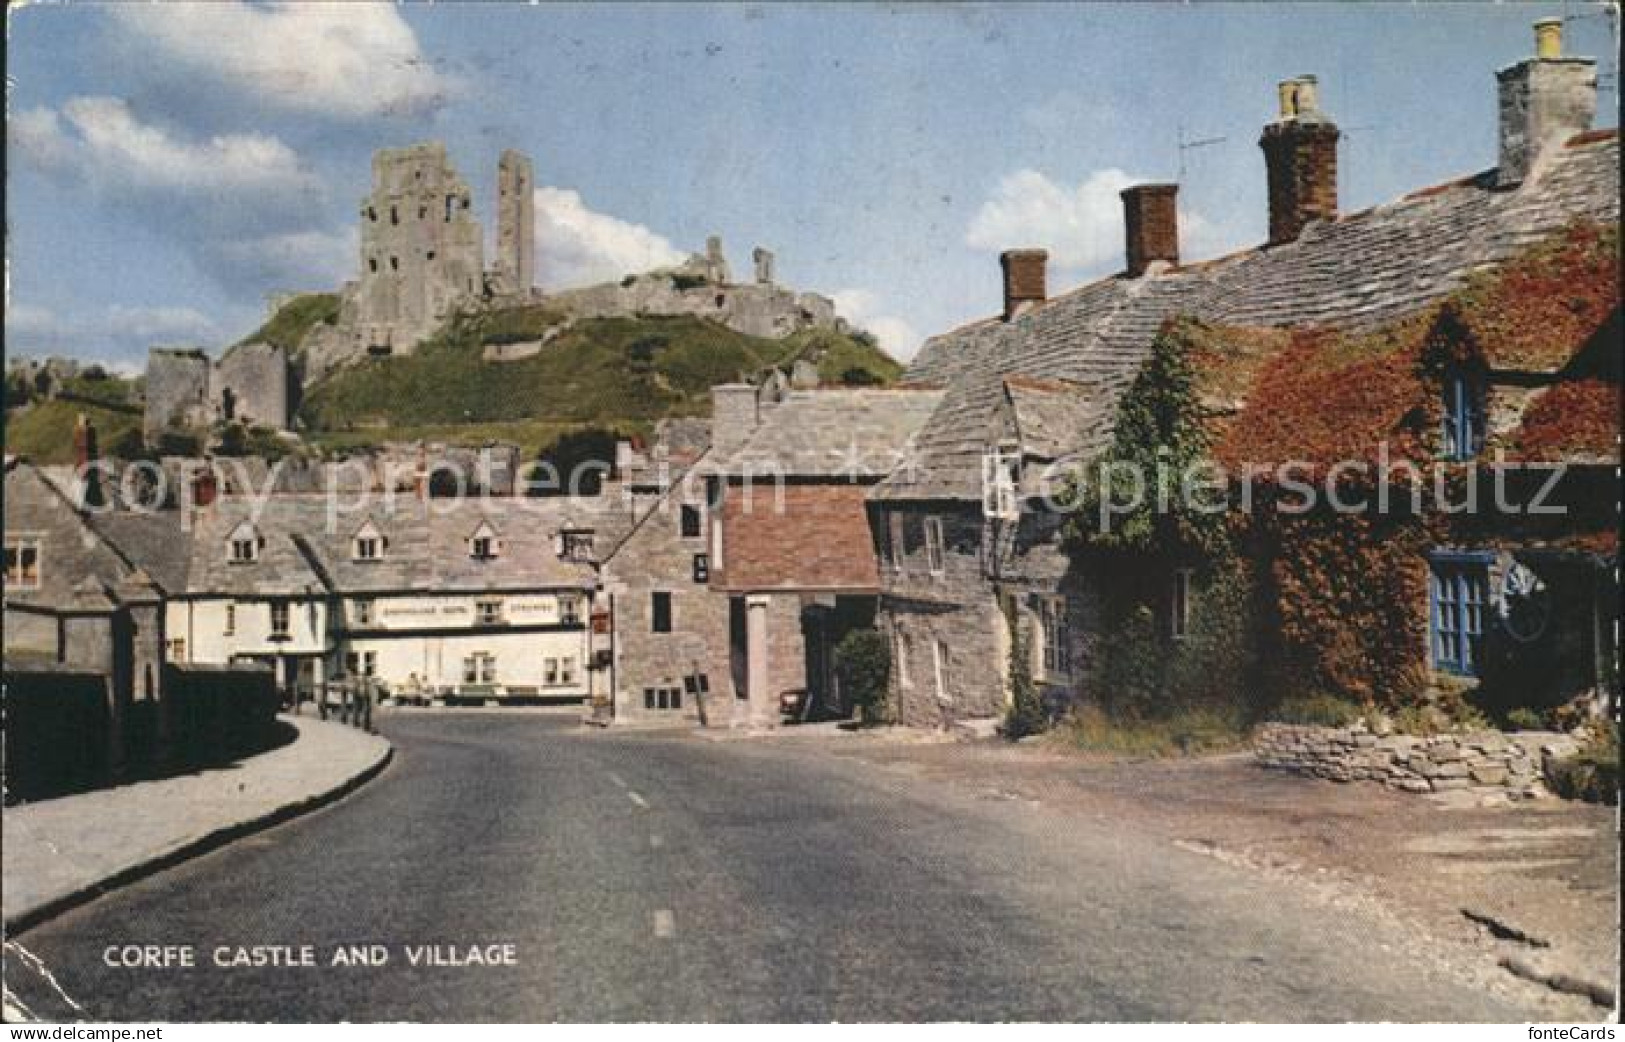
834;629;891;725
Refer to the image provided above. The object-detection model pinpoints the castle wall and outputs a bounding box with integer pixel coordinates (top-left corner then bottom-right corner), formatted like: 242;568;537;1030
143;349;212;444
493;150;535;297
213;342;291;430
355;143;485;354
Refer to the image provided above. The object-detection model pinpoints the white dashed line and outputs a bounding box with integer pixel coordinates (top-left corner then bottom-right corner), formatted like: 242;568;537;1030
627;791;649;809
653;910;676;938
607;772;628;789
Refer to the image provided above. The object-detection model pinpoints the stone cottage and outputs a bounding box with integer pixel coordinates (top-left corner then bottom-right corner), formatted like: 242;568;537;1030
869;21;1618;727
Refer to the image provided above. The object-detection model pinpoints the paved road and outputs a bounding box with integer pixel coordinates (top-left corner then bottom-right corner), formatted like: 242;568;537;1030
6;713;1523;1021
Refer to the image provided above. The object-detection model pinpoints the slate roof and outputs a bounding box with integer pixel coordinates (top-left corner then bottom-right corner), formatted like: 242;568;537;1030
88;511;193;595
177;494;633;597
1003;376;1110;461
2;461;135;611
722;388;946;479
876;132;1619;502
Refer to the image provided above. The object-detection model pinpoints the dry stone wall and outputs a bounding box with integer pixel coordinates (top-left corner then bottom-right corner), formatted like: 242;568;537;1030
1254;722;1581;798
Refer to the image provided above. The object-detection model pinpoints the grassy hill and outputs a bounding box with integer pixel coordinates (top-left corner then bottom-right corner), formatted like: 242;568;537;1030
298;304;902;454
235;292;341;352
5;398;144;464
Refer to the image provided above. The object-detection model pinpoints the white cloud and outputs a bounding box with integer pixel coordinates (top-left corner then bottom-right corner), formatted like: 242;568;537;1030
5;303;221;370
213;228;359;292
833;289;921;361
106;2;457;121
966;167;1222;275
11;97;318;200
533;186;687;289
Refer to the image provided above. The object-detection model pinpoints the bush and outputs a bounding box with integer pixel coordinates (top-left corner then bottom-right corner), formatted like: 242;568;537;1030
1270;692;1364;727
834;630;891;725
1504;707;1546;731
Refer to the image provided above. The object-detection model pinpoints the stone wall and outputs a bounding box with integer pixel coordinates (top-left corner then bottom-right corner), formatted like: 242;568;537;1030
143;348;212;444
1254;722;1580;798
547;272;837;340
213;342;291;430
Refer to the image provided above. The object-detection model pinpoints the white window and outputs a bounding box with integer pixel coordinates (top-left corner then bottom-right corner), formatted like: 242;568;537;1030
352;598;375;627
932;639;950;702
982;450;1020;520
462;653;496;685
544;658;560;686
475;599;505;626
559;657;577;686
269;601;291;638
354;536;381;561
167;637;186;662
4;537;41;589
227;521;262;564
643;686;684;711
924;517;946;576
1036;596;1070;679
223;602;236;636
558;594;582;626
894;628;911;688
1171;569;1194;640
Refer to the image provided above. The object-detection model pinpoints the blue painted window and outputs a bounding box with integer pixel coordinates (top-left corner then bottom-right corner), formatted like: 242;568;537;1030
1429;556;1489;675
1441;371;1484;461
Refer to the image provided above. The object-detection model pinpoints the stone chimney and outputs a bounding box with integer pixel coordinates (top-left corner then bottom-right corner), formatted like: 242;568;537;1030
1000;249;1048;321
1496;18;1597;188
73;413;105;509
1259;75;1339;245
710;383;761;459
1120;184;1180;276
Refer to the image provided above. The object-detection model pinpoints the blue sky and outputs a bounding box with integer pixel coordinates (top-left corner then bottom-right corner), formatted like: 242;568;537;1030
6;2;1617;369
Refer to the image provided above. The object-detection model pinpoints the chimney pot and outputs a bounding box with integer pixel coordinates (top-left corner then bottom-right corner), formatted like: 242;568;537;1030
1534;17;1562;60
1259;77;1339;245
1120;184;1180;276
999;249;1048;321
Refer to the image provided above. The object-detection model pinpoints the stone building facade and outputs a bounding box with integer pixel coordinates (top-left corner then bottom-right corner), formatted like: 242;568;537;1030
870;21;1618;728
142;342;292;446
491;149;536;299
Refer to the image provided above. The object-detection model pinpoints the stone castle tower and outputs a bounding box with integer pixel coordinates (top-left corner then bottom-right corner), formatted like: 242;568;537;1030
354;143;486;353
492;149;535;297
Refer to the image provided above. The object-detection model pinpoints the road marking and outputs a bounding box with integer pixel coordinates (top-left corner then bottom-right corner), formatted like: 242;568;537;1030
649;834;664;849
627;791;649;809
607;772;627;789
653;910;676;938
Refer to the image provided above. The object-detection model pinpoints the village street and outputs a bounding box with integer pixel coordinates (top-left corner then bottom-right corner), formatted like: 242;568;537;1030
4;712;1607;1022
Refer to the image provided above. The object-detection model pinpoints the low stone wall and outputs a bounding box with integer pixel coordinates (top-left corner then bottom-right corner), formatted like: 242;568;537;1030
1254;723;1579;798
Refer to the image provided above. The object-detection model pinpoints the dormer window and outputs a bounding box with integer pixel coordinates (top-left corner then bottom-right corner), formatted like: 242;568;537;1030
4;536;41;590
560;531;594;562
227;522;263;564
468;521;501;560
1441;369;1485;462
352;521;387;562
981;449;1021;520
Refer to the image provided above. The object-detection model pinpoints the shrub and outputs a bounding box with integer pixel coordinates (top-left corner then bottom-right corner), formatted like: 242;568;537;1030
834;630;891;725
1546;724;1619;805
1270;692;1364;727
1054;704;1248;758
1504;707;1546;731
1002;610;1046;740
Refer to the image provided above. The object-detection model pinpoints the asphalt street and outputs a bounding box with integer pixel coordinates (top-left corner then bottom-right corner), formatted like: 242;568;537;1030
5;713;1525;1021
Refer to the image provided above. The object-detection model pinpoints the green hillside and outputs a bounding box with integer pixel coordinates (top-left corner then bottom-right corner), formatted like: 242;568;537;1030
5;399;144;464
235;292;341;352
298;305;902;452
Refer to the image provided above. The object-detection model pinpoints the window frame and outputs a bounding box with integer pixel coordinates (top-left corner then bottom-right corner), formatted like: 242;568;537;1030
924;516;946;576
1429;552;1491;676
475;598;506;627
1170;569;1194;641
679;504;703;539
1441;369;1486;462
268;600;291;639
1036;595;1071;679
4;536;42;590
651;591;674;633
558;594;583;626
